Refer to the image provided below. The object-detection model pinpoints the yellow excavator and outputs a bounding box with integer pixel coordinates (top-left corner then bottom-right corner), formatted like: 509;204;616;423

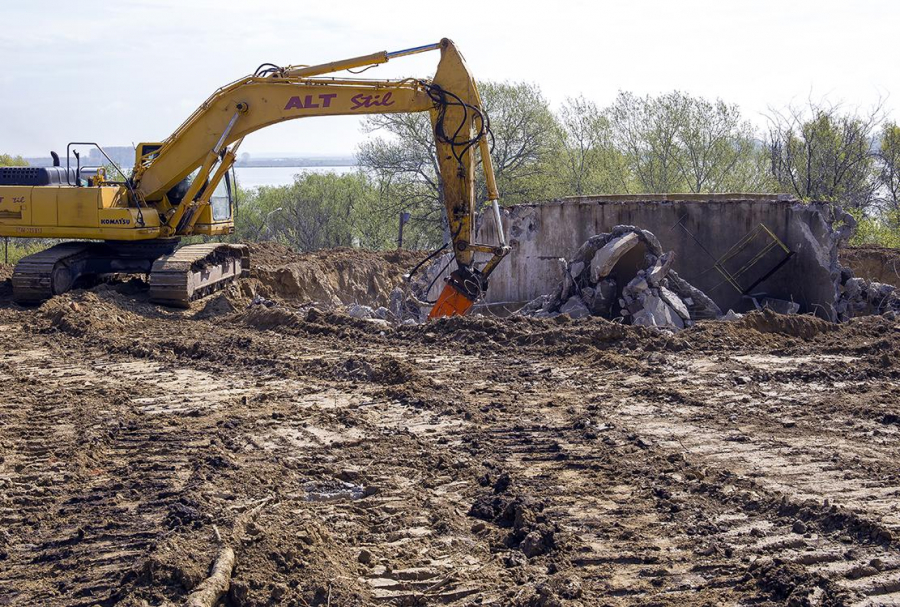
0;39;509;315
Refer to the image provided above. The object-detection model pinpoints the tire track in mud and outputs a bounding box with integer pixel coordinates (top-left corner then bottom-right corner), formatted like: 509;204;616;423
605;352;900;605
2;297;900;605
0;332;262;605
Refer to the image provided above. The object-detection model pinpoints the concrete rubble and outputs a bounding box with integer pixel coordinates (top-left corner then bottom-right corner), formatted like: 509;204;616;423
519;225;721;330
836;275;900;321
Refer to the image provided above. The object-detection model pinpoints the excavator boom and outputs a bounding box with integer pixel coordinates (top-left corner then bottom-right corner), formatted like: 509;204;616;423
0;39;509;314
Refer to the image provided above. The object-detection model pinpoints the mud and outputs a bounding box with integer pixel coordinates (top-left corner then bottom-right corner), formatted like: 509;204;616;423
0;248;899;606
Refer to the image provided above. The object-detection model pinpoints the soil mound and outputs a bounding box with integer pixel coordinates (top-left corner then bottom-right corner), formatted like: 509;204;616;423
249;243;426;308
241;305;302;331
841;245;900;288
36;289;146;337
736;308;838;339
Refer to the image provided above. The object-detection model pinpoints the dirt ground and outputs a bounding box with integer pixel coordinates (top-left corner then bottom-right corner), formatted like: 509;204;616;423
0;245;899;607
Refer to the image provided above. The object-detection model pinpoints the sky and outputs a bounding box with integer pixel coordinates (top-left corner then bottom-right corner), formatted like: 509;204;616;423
2;0;898;159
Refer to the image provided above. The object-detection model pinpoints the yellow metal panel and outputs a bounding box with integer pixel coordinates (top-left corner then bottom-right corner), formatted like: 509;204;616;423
0;224;161;240
58;187;100;228
0;186;33;225
97;186;128;209
31;187;58;226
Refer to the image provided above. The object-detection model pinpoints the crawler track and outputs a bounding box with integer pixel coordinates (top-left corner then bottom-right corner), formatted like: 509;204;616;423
11;243;93;304
149;243;249;307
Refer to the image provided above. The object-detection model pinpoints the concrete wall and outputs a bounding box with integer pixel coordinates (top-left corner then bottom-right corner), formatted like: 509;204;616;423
471;195;851;320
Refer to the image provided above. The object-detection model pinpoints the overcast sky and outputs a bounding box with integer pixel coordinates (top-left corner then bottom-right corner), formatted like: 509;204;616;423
2;0;897;159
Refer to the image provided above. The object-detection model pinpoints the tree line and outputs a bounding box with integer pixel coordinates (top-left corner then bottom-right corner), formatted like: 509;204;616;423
4;85;900;251
237;83;900;250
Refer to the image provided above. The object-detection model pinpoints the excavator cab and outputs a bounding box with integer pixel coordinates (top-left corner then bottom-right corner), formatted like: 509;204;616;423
191;170;235;236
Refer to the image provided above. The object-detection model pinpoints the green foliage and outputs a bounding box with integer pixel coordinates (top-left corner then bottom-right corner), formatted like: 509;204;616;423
553;96;625;195
478;81;562;204
0;154;28;167
234;171;399;251
603;91;766;194
877;122;900;210
846;207;900;248
0;238;58;265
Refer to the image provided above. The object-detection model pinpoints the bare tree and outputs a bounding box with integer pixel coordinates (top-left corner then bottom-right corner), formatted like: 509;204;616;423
556;96;629;195
765;101;883;209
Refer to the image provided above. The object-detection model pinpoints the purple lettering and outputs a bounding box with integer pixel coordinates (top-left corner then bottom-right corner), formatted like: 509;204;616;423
320;93;337;108
350;94;366;111
304;94;319;109
284;96;305;110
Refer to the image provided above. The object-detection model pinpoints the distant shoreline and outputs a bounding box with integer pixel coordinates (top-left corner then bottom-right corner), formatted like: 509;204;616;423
233;160;358;168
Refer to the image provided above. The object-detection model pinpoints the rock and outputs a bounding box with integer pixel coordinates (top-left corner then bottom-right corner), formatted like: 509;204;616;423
624;275;649;296
792;520;807;534
569;261;585;279
646;251;676;286
358;548;373;564
844;277;865;299
520;528;554;557
659;286;690;320
632;295;685;330
374;306;390;320
590;232;640;282
761;297;800;315
667;270;722;319
559;296;590;319
868;282;896;305
722;309;743;321
586;279;617;317
348;304;374;319
388;287;405;317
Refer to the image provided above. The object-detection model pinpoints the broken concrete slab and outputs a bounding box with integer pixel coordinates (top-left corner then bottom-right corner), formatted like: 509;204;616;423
586;279;617;317
569;261;585;279
632;295;685;330
560;295;591;319
647;252;675;286
590;232;640;282
519;225;713;331
348;304;375;319
660;286;691;321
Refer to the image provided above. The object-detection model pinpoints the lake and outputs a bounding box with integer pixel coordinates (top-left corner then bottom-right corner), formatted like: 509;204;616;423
233;165;356;189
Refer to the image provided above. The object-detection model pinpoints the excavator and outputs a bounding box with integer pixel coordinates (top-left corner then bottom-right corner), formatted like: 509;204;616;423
0;38;509;316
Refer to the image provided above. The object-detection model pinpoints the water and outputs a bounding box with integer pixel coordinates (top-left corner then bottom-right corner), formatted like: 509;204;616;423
233;165;356;189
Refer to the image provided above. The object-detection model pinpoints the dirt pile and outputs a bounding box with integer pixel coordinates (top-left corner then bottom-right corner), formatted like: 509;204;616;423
248;242;426;308
841;245;900;288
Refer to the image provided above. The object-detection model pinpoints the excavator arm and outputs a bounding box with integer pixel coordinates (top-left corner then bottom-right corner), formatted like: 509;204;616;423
130;38;509;317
